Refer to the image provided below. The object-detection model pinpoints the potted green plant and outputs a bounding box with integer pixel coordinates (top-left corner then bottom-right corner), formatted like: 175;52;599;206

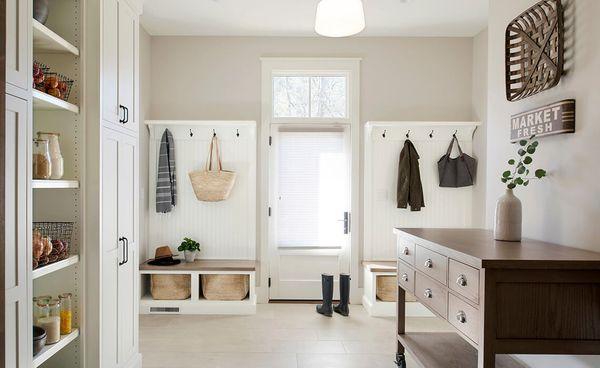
178;237;200;263
496;135;547;241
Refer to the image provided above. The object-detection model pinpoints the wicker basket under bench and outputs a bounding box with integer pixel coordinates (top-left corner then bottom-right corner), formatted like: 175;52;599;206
362;261;433;318
140;259;257;315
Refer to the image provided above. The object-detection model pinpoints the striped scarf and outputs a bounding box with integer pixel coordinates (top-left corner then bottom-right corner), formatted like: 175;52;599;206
156;129;177;213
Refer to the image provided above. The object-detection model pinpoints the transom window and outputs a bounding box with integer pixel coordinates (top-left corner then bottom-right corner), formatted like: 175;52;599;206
273;75;348;119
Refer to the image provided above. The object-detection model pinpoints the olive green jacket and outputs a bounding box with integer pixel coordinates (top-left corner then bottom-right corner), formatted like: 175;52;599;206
397;140;425;211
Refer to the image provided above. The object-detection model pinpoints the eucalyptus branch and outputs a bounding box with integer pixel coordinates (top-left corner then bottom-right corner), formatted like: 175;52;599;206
500;135;547;190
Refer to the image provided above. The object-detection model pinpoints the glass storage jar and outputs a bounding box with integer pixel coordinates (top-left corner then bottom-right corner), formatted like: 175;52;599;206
33;138;52;179
37;132;64;179
59;293;72;334
40;299;61;344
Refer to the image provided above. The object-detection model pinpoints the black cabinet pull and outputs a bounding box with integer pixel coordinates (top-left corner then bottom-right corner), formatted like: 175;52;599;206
124;237;129;264
123;106;129;124
118;237;126;266
119;105;126;123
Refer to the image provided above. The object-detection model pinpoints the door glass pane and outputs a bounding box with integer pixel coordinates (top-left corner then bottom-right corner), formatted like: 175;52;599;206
273;76;309;118
310;76;347;118
277;131;347;247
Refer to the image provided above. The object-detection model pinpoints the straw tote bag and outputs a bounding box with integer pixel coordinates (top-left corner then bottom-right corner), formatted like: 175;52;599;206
437;136;477;188
188;136;236;202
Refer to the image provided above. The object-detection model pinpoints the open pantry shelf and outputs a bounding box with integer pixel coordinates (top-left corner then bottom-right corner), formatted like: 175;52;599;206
32;179;80;189
33;255;79;279
33;19;79;56
32;328;79;368
33;89;79;114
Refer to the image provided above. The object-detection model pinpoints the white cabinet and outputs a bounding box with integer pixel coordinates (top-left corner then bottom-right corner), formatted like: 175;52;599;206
4;94;30;367
102;0;138;133
101;128;138;368
6;0;29;90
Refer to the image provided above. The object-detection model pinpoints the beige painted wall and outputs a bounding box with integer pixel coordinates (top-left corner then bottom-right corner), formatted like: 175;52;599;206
487;1;600;366
147;36;476;276
139;26;152;262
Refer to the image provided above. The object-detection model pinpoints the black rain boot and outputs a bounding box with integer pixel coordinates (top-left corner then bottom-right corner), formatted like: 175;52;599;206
316;274;334;317
334;273;350;316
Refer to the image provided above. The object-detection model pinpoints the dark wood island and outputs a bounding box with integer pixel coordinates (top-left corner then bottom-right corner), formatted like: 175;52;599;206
394;228;600;368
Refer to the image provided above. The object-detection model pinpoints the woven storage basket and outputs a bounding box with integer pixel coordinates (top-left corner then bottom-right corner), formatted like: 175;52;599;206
201;274;249;301
151;274;191;300
189;136;236;202
376;275;417;302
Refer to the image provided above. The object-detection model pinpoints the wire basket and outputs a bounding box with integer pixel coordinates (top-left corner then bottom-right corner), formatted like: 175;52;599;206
33;61;75;102
33;222;74;244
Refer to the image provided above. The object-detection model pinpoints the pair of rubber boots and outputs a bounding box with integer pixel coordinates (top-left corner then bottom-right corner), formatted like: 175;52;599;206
316;274;350;317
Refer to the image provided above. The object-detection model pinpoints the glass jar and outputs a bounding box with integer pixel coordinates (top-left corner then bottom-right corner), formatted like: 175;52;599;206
33;138;52;179
37;132;64;179
59;293;72;334
40;299;61;344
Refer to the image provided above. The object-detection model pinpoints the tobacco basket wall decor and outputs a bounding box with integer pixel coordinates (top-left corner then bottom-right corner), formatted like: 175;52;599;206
505;0;564;102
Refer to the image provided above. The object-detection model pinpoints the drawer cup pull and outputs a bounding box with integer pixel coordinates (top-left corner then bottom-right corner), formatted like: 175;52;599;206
424;259;433;268
403;247;410;255
456;274;467;287
401;273;409;282
456;311;467;324
424;288;433;298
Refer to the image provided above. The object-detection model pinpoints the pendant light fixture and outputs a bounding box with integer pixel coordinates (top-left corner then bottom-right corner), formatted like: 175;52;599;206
315;0;366;37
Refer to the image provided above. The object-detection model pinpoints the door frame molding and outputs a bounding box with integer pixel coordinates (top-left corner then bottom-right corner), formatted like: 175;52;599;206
1;0;7;362
259;57;361;303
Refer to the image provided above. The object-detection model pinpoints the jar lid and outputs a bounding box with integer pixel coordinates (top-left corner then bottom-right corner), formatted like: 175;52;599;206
33;138;49;143
37;131;60;136
59;293;72;299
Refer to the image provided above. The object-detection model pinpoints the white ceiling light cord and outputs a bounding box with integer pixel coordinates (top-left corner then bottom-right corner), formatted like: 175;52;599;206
315;0;366;37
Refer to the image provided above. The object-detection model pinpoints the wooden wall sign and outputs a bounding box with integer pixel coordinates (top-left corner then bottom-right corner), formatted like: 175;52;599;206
505;0;564;102
510;99;575;142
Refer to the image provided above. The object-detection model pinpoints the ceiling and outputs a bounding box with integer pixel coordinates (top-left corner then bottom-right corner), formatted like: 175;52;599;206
141;0;489;37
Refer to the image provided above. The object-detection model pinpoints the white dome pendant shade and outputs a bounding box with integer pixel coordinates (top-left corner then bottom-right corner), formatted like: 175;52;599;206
315;0;366;37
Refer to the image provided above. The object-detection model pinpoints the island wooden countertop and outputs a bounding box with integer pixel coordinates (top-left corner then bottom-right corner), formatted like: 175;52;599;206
394;228;600;269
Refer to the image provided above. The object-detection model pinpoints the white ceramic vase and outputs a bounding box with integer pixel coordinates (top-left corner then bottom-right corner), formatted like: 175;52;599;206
494;189;522;242
184;250;197;263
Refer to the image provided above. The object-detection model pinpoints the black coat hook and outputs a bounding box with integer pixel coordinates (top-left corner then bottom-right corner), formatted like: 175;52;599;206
382;129;387;138
236;129;240;137
405;130;410;139
429;130;434;138
189;129;194;137
453;130;458;138
213;129;217;137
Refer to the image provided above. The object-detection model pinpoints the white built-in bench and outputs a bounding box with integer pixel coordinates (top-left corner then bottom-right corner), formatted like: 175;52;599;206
362;261;433;317
140;260;257;315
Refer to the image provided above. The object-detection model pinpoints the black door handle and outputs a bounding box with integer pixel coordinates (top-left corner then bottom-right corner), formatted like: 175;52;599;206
124;237;129;264
123;106;129;123
119;105;125;123
118;237;126;266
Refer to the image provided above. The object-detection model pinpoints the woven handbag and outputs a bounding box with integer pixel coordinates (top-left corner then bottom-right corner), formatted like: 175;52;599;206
188;136;236;202
437;136;477;188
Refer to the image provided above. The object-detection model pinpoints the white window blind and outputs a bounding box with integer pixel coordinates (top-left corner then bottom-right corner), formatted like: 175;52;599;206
277;130;347;248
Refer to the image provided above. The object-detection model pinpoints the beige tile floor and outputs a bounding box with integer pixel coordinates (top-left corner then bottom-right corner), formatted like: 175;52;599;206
140;303;454;368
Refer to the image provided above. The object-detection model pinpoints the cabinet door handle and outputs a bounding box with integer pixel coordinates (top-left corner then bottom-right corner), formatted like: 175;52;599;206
403;247;410;255
119;105;125;123
456;311;467;324
124;237;129;264
456;274;467;287
118;237;126;266
124;106;129;123
424;259;433;268
401;273;409;282
424;288;433;298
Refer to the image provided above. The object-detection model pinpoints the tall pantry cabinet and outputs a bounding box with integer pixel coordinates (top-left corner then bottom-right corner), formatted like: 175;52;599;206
86;0;142;367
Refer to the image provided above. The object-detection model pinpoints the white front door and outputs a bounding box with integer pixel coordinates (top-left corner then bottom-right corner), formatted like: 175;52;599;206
268;125;351;300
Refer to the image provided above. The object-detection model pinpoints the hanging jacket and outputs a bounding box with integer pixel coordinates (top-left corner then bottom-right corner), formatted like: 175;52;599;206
397;139;425;211
156;129;177;213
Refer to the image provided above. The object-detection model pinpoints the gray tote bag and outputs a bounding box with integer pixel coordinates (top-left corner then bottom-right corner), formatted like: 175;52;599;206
437;136;477;188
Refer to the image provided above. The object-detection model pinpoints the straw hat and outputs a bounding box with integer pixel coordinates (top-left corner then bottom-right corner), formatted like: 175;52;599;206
147;246;180;266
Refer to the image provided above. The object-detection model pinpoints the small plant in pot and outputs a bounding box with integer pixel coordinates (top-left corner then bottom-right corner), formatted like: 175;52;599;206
178;237;200;263
495;135;547;241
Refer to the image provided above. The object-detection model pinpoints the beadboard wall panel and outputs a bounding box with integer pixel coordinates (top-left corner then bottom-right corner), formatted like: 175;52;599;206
147;121;256;260
364;122;480;261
